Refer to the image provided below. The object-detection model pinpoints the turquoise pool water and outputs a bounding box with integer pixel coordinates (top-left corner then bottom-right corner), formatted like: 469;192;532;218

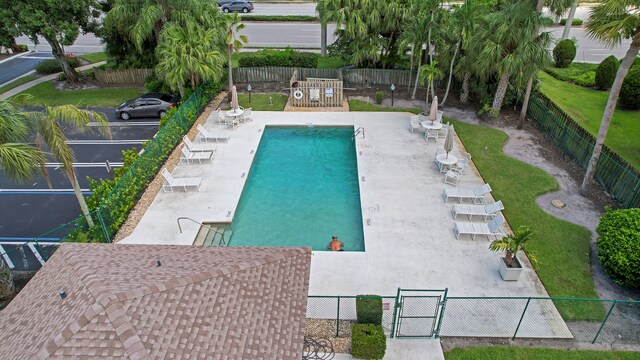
229;127;365;251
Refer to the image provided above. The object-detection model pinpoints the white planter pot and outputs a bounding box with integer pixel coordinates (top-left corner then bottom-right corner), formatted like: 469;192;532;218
498;257;523;281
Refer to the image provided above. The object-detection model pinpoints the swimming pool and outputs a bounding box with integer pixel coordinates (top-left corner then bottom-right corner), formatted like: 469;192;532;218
228;126;365;251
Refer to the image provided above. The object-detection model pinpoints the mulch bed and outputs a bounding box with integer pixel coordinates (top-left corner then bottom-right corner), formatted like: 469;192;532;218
305;318;353;354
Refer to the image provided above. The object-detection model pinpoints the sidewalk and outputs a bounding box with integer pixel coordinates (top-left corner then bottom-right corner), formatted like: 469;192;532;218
0;61;107;100
332;339;445;360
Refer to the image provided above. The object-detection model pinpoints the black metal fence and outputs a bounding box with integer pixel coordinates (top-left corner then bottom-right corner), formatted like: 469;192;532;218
527;93;640;208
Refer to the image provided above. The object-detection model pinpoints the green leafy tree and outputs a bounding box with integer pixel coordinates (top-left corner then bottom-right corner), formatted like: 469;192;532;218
156;21;225;97
418;61;444;109
581;0;640;194
0;0;99;82
225;14;248;96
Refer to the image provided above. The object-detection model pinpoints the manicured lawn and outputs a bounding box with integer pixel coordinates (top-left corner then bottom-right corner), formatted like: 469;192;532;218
545;62;597;87
539;72;640;170
14;81;143;107
237;93;287;111
445;347;640;360
349;101;601;319
0;75;38;94
79;52;108;64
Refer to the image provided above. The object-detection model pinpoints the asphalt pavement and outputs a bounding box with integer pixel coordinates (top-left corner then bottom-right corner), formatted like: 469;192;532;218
0;107;159;245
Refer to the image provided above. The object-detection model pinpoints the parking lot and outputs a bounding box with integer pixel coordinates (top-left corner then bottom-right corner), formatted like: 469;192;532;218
0;107;159;270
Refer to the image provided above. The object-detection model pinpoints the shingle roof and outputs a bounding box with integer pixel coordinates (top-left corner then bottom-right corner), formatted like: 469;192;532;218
0;243;311;359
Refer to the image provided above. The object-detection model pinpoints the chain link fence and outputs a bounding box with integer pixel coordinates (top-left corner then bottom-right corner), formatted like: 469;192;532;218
306;296;397;337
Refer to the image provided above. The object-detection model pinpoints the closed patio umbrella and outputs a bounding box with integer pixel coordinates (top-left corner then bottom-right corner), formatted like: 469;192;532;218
444;123;454;158
231;85;239;111
429;95;439;123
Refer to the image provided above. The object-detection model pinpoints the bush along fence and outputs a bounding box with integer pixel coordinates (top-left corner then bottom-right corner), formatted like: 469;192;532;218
307;290;640;346
232;67;426;87
528;93;640;208
0;82;223;271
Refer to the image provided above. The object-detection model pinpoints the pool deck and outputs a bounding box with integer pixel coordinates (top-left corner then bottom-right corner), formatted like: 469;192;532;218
121;111;551;298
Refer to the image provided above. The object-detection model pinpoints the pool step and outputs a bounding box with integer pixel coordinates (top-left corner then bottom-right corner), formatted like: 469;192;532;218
193;224;232;246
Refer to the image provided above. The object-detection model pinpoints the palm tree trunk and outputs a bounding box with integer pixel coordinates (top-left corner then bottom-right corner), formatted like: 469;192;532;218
43;35;79;83
67;169;94;227
562;0;578;40
408;44;415;93
428;13;434;65
492;73;511;114
321;22;327;56
460;72;471;102
442;37;461;106
411;48;423;100
580;42;639;195
227;44;234;100
519;75;534;129
536;0;545;13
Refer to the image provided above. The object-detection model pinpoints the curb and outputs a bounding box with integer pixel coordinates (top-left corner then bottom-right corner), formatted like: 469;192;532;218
0;70;37;90
0;50;35;65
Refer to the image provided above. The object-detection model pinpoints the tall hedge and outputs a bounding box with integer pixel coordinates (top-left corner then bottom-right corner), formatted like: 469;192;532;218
356;295;383;325
596;208;640;288
351;324;386;359
619;67;640;110
595;56;619;90
553;39;576;68
238;49;318;68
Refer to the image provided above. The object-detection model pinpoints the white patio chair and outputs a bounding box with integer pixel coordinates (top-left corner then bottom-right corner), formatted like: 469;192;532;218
180;146;214;164
409;115;421;133
216;108;226;125
197;124;230;143
241;107;252;122
161;168;201;192
444;170;462;186
183;135;217;153
436;110;443;123
443;183;492;204
438;122;449;139
425;129;438;144
454;214;504;240
452;200;504;221
452;153;471;175
434;147;445;166
225;115;240;130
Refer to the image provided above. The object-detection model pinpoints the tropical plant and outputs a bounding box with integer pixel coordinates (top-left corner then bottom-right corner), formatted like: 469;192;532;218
619;67;640;109
418;61;444;109
547;0;574;23
155;21;225;97
0;0;100;82
225;14;248;96
489;226;537;268
561;0;579;39
596;208;640;288
398;1;431;99
580;0;640;194
595;55;620;90
553;39;577;68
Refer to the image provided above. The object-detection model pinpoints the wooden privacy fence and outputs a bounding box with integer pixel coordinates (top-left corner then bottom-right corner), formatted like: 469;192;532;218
528;93;640;208
233;67;425;87
94;68;153;84
289;69;343;107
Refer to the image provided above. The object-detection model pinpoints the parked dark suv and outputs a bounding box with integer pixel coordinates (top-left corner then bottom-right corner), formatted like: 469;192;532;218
220;0;254;13
116;93;179;120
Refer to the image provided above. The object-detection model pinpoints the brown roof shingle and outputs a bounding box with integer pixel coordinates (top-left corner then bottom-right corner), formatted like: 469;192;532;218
0;244;311;359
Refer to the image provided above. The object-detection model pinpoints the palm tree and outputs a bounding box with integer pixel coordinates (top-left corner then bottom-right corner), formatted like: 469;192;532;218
156;21;225;97
580;0;640;194
224;14;248;98
489;226;537;267
23;103;111;227
398;6;430;98
561;0;579;39
418;61;444;109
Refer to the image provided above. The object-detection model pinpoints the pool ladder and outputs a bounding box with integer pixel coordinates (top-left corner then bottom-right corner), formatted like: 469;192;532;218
177;217;227;246
353;127;365;139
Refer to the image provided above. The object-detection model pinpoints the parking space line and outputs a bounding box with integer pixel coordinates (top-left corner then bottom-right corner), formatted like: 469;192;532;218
90;121;159;127
0;239;61;243
45;162;124;168
27;243;46;266
66;139;146;145
0;189;91;194
0;245;15;269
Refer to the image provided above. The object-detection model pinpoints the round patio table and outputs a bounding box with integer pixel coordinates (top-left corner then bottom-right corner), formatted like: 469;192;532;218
421;120;443;131
226;108;244;118
436;153;458;173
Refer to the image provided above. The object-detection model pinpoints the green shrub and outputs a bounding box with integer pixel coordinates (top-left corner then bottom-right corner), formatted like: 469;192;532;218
12;44;28;53
619;67;640;110
375;91;384;104
239;15;318;22
238;49;318;68
553;39;577;68
545;63;597;87
351;324;386;359
35;56;82;74
356;295;383;325
560;18;583;26
541;17;554;27
596;208;640;288
145;73;170;93
595;56;619;90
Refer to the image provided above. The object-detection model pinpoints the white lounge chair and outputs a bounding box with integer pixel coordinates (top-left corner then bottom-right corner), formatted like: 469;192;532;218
197;124;230;143
409;115;421;133
180;146;214;164
452;201;504;221
183;135;217;153
454;214;504;240
443;183;492;204
161;168;201;192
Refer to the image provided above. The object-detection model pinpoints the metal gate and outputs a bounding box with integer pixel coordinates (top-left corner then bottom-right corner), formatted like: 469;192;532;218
391;288;447;338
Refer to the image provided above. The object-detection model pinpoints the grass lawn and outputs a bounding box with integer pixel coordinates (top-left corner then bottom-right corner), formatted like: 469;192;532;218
349;101;601;319
539;72;640;170
445;347;640;360
0;75;38;94
545;62;597;87
79;52;108;64
237;93;287;111
231;53;347;69
14;81;143;107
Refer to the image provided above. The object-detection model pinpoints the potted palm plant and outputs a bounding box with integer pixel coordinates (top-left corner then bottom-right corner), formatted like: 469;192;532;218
489;226;537;281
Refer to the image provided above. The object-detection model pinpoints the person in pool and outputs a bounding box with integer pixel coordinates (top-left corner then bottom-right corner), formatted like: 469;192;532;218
327;236;344;251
